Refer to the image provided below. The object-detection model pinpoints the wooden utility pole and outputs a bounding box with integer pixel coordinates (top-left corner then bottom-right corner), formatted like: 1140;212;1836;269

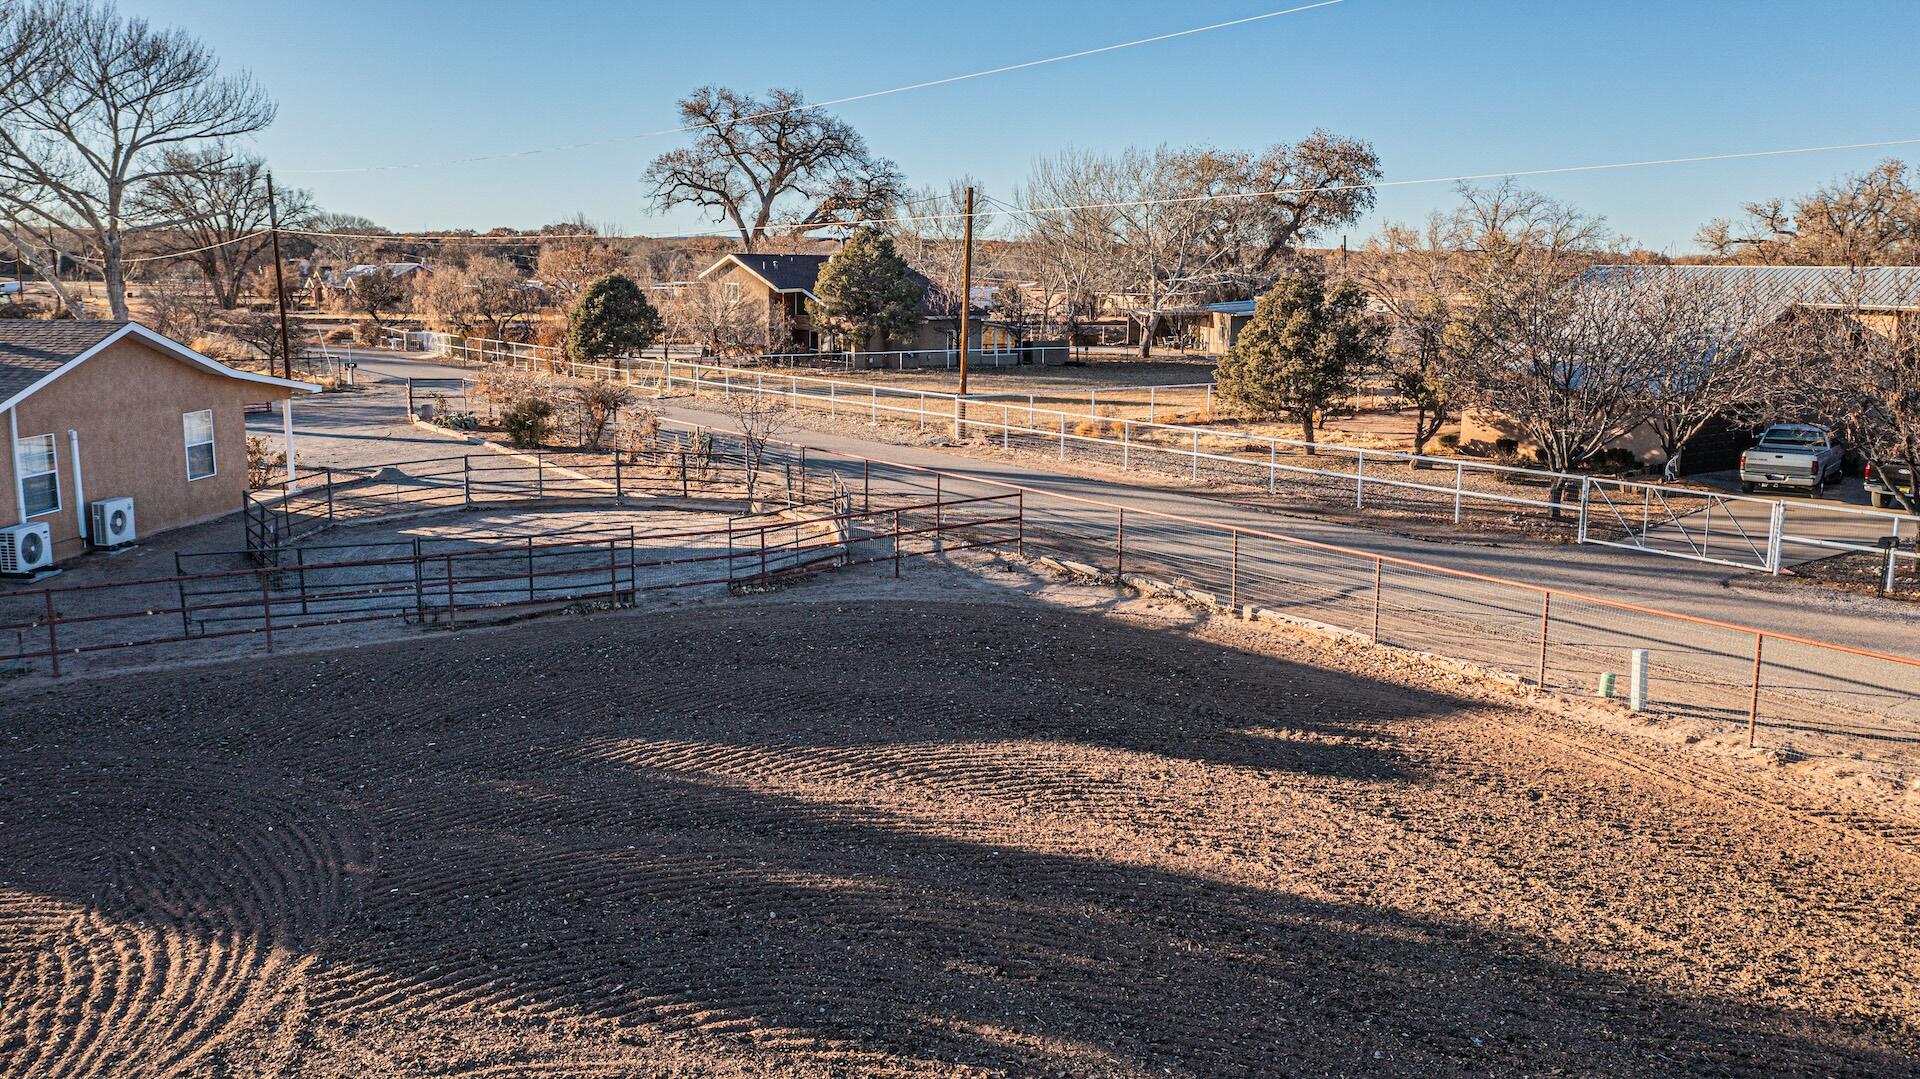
957;185;975;397
267;172;293;381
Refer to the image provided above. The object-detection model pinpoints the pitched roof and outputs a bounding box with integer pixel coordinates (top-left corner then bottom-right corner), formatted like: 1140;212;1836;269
698;253;831;298
1580;265;1920;321
0;320;317;411
0;320;130;404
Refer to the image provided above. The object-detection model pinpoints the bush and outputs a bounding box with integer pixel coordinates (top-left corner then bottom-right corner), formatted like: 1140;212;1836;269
354;318;384;346
571;379;632;450
432;410;479;431
1493;437;1520;459
502;396;555;447
245;435;286;489
323;326;354;344
1436;432;1460;450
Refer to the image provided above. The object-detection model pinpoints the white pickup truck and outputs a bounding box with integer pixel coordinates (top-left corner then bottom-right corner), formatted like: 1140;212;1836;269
1739;424;1846;496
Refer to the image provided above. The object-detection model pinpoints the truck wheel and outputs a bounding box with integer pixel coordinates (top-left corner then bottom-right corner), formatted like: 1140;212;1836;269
1812;474;1826;498
1741;482;1755;494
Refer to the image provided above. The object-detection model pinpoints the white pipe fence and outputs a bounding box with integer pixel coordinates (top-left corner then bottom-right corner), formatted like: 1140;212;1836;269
409;331;1920;578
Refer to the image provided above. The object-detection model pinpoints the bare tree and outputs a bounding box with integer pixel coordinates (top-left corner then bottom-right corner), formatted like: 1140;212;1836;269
421;256;541;341
218;308;311;372
1015;150;1124;343
1115;147;1250;356
662;279;784;357
141;267;214;340
136;148;313;308
892;179;996;318
347;267;408;338
302;212;392;268
644;86;905;252
1698;160;1920;267
718;393;791;505
1443;179;1618;273
0;0;277;319
1449;261;1654;514
1758;274;1920;517
536;218;626;309
570;379;632;451
1615;270;1777;480
1352;219;1462;454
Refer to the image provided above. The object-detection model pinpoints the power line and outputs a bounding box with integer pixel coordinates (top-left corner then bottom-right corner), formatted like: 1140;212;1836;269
271;134;1920;246
277;1;1348;176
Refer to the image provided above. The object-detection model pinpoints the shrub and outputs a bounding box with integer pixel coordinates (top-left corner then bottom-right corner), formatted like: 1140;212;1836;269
245;435;286;489
433;410;479;431
571;379;632;450
502;396;555;447
1436;432;1460;450
323;326;354;344
354;318;384;346
1493;437;1520;459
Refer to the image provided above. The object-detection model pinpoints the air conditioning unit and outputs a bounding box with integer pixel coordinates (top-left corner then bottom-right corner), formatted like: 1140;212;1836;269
0;521;54;575
90;497;136;548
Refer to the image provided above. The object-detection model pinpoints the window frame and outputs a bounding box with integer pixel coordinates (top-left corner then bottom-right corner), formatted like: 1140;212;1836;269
183;408;217;481
14;432;59;519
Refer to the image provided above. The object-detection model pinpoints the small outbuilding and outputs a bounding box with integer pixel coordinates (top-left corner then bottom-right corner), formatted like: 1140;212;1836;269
0;320;317;566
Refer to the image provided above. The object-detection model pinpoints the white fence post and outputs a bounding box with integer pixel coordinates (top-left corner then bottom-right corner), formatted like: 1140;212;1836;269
1121;421;1130;470
1058;413;1066;460
1453;462;1464;524
1576;477;1593;543
1768;500;1787;575
1191;430;1200;481
1268;441;1277;494
1354;451;1366;509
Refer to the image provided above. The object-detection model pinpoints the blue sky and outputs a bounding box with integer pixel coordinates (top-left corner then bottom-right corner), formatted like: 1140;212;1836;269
126;0;1920;252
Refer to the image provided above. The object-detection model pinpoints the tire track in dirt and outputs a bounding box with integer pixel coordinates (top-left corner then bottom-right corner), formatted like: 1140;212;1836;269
0;759;361;1078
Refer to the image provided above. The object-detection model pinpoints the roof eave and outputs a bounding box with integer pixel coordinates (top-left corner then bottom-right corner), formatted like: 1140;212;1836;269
0;322;320;413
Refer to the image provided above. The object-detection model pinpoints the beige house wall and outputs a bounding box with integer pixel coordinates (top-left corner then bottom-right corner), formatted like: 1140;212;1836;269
1;336;293;561
1459;409;1669;464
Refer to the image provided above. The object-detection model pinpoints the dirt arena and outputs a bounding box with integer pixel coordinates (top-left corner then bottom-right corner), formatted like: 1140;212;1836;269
3;576;1918;1077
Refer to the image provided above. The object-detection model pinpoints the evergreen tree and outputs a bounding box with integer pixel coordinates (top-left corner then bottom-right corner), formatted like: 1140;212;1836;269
1216;267;1385;452
808;227;924;351
565;273;663;363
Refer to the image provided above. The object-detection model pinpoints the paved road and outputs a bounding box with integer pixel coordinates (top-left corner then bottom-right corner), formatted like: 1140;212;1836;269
307;348;1916;651
281;350;1919;751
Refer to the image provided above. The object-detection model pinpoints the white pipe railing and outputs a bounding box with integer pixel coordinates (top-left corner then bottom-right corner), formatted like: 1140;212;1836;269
412;332;1920;575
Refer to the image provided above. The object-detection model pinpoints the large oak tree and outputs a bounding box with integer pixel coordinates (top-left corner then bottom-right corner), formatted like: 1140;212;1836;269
644;87;904;252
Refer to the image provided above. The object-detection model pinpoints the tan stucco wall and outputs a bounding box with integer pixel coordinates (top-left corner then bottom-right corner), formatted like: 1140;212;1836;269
0;337;291;561
1459;409;1667;464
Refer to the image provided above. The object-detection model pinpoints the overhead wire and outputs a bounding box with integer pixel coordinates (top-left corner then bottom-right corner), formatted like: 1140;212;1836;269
266;134;1920;247
277;1;1349;175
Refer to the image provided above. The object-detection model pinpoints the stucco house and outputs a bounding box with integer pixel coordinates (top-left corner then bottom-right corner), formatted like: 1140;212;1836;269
1459;265;1920;474
0;320;316;567
696;252;1024;366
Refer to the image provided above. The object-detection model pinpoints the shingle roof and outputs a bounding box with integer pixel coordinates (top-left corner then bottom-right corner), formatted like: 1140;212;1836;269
704;253;831;295
0;320;129;404
1580;265;1920;321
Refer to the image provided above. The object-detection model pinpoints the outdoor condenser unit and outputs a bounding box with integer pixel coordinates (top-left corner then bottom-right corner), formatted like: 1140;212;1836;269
90;496;136;548
0;521;54;575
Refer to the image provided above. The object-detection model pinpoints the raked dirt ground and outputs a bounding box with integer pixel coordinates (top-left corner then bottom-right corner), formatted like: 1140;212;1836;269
3;558;1916;1077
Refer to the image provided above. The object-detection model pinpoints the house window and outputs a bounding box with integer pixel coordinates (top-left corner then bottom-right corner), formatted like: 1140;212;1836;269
14;433;58;517
183;409;216;480
725;281;741;303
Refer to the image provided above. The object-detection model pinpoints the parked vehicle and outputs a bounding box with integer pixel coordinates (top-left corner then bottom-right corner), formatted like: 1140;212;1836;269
1865;459;1917;511
1739;424;1845;496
